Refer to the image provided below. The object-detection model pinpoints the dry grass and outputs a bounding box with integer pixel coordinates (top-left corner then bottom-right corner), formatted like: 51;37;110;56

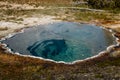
0;0;120;79
0;45;120;79
0;0;72;5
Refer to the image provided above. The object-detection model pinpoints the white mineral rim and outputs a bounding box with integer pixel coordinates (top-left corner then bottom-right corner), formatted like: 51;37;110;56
0;19;119;65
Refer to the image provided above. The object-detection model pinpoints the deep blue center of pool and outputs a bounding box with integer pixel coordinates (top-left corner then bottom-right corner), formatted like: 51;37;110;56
1;22;115;62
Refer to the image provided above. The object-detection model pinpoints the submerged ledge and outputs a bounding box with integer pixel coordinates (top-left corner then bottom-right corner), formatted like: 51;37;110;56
0;21;120;64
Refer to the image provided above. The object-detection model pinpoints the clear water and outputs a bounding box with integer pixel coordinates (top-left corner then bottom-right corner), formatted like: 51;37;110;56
1;22;115;62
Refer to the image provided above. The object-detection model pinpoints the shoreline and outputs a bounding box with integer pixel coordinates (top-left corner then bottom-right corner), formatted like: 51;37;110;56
0;18;120;65
0;0;120;65
0;16;60;37
0;1;120;79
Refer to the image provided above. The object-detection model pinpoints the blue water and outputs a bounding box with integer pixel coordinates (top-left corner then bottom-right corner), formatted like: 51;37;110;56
1;22;115;62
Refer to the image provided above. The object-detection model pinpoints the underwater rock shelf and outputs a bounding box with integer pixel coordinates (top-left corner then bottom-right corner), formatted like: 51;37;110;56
1;22;116;62
27;39;67;59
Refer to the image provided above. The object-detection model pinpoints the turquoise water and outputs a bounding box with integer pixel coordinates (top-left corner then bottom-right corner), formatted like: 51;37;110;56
1;22;115;62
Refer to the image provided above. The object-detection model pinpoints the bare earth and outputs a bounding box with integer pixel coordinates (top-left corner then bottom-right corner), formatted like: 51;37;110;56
0;0;120;59
0;1;120;80
0;0;120;60
0;16;60;37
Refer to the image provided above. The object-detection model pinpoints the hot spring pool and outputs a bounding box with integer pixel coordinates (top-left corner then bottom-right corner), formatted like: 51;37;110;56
1;22;116;62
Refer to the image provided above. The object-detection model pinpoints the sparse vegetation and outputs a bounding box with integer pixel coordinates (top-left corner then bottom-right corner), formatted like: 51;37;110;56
74;11;116;21
0;0;72;7
0;46;120;80
0;0;120;79
87;0;120;10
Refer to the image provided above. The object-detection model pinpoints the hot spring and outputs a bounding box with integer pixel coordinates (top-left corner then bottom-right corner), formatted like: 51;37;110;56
1;22;116;62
